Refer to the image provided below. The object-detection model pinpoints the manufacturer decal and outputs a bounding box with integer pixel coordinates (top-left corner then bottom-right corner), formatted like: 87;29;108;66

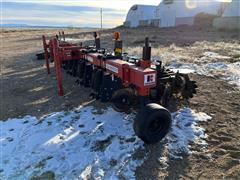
87;56;93;62
144;74;156;86
106;64;118;73
65;52;71;57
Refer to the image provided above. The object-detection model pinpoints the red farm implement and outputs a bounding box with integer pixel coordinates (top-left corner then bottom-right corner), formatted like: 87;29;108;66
40;31;197;144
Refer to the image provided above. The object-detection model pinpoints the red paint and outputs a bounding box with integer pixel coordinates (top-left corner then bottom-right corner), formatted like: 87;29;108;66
52;38;64;96
42;35;50;74
42;31;157;97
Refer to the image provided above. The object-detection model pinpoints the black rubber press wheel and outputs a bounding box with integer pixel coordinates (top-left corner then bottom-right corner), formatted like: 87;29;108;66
36;53;45;60
111;89;134;113
134;103;172;144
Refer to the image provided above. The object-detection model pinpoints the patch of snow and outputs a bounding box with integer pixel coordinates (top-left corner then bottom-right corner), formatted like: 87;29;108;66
202;52;231;60
167;62;198;74
0;107;143;180
171;68;195;74
0;106;211;179
168;61;240;88
64;38;81;42
158;157;169;170
167;108;212;159
199;61;240;87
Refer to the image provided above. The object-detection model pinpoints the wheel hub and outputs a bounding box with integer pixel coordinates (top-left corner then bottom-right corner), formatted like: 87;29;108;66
149;119;163;134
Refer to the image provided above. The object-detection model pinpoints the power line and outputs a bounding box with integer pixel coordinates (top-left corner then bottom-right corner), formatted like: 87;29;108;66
100;8;102;29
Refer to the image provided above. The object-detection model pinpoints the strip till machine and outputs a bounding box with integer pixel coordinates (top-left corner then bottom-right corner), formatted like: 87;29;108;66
39;31;197;144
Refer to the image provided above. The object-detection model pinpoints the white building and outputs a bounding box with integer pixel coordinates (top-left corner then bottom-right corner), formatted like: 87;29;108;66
124;0;228;28
156;0;223;27
124;5;157;27
213;0;240;30
222;0;240;17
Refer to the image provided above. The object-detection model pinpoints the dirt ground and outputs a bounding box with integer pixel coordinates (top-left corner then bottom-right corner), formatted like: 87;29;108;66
1;26;240;179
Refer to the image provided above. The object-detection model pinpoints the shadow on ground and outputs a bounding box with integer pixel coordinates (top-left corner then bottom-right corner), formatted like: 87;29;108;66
0;51;104;120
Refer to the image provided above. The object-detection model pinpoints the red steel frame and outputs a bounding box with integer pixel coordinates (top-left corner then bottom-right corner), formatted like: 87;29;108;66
43;35;84;96
43;33;157;97
42;33;80;74
42;35;50;74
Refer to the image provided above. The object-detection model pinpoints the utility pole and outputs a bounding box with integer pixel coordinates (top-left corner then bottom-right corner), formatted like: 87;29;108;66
100;8;103;29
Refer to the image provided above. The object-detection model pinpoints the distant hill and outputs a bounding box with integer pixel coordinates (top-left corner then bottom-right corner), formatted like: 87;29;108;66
2;24;30;28
1;24;97;29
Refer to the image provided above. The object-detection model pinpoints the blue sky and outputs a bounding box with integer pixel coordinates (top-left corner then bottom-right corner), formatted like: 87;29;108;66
1;0;230;28
1;0;159;28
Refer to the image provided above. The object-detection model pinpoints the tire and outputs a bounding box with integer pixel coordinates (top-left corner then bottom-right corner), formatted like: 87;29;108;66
77;61;86;79
72;60;78;77
91;69;98;89
99;73;112;102
133;103;172;144
36;53;45;60
83;64;92;87
93;70;103;92
111;89;134;113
